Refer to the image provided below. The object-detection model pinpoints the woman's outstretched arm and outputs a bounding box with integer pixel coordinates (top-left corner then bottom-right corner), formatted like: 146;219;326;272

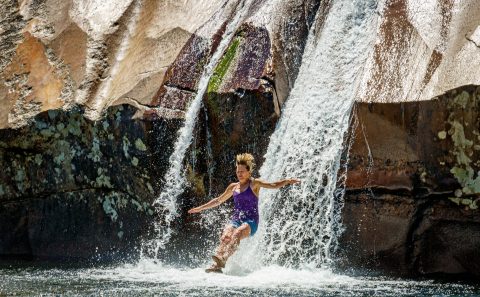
253;178;300;189
188;183;236;214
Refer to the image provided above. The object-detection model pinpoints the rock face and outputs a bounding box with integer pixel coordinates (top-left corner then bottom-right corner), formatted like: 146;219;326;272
0;104;179;260
0;0;228;128
358;0;480;103
339;85;480;277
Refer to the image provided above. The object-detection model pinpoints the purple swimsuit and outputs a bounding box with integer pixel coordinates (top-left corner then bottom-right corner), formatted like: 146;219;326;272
231;180;259;235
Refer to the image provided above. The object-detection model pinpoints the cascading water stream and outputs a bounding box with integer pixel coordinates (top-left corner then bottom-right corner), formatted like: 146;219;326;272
150;0;254;257
232;0;380;270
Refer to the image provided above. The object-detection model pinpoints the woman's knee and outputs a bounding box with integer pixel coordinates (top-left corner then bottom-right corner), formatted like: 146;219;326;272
237;224;251;239
220;234;231;243
232;228;248;241
220;228;234;242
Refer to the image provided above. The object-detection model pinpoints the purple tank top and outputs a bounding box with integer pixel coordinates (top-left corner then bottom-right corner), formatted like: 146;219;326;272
232;181;259;223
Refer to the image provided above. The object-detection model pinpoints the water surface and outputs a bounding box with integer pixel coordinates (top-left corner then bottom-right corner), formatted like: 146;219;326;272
1;260;478;296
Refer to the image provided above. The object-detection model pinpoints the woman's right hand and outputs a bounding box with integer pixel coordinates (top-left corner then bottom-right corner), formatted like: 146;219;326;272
188;207;202;214
287;178;301;185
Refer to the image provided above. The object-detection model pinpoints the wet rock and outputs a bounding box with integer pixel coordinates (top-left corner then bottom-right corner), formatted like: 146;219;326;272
339;193;480;278
341;85;480;278
0;104;180;261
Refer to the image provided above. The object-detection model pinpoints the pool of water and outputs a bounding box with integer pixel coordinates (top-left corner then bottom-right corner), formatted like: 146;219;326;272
1;259;478;296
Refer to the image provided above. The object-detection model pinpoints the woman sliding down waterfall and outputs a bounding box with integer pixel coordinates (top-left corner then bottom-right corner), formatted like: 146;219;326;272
188;153;300;273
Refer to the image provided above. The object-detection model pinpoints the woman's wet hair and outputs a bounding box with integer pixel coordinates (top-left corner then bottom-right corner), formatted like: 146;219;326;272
236;153;255;172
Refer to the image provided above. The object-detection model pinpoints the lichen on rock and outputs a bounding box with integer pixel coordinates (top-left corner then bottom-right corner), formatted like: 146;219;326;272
441;87;480;200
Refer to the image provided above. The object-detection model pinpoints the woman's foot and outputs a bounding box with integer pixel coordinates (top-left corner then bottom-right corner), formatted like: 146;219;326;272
212;255;226;268
205;263;223;273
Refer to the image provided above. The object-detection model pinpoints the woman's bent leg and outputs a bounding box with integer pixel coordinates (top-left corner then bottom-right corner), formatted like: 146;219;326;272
222;223;251;260
212;225;234;267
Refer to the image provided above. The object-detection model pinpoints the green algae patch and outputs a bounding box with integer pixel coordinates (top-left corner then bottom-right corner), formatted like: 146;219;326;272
135;139;147;151
146;182;154;194
87;137;102;162
102;196;118;222
122;136;131;158
131;157;139;166
449;197;479;210
453;91;469;108
34;154;43;165
207;37;241;94
438;131;447;139
96;168;113;188
444;87;480;203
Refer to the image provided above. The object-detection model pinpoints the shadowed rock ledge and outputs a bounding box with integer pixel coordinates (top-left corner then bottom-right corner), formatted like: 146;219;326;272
339;85;480;278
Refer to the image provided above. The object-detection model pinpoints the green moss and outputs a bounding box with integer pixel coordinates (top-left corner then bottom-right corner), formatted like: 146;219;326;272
449;197;479;210
438;131;447;139
122;136;130;158
67;118;82;136
135;139;147;151
453;91;469;108
131;157;139;166
14;169;25;182
87;137;102;162
40;128;54;137
35;121;48;129
448;120;473;149
115;111;122;127
48;110;58;120
131;199;143;211
53;152;65;165
102;196;118;222
446;90;480;200
34;154;43;166
102;121;109;130
95;168;113;188
207;37;241;94
146;182;154;194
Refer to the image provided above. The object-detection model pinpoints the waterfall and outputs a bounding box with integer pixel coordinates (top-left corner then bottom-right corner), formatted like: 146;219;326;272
233;0;380;269
150;0;254;257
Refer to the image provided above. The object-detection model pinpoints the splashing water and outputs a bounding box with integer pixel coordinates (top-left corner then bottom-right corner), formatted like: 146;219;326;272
2;261;478;296
231;0;380;270
150;0;255;256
